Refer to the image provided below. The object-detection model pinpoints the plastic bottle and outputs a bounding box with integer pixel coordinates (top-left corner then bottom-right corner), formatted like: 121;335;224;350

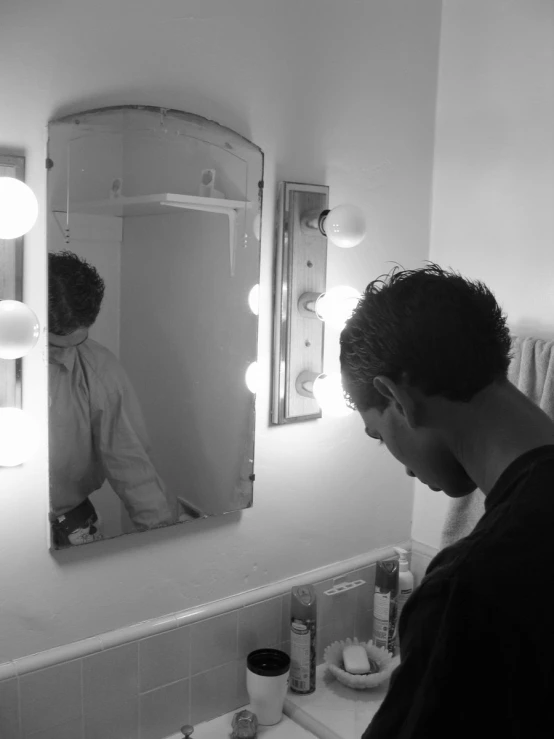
289;584;317;694
372;560;399;654
394;547;414;624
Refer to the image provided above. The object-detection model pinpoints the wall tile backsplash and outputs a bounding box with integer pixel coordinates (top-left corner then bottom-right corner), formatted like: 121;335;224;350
1;560;390;738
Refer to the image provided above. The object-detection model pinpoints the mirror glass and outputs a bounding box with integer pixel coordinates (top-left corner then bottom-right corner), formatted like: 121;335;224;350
46;106;262;549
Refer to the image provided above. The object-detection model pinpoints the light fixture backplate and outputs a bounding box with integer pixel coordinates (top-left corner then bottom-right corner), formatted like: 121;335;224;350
271;182;328;424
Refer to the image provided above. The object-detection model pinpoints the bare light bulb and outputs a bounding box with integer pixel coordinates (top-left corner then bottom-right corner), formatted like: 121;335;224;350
245;361;259;394
322;204;366;248
0;177;39;240
312;372;351;417
248;284;260;316
0;408;40;466
315;286;361;329
0;300;40;359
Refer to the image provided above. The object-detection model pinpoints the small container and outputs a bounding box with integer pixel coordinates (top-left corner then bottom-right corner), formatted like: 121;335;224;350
246;649;290;726
289;584;317;694
231;709;258;738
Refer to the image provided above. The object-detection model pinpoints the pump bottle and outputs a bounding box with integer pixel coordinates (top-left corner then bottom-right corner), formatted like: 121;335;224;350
393;547;414;647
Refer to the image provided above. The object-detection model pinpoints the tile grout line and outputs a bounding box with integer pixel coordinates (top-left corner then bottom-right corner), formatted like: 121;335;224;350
80;660;85;739
137;640;142;739
139;674;191;696
17;673;22;739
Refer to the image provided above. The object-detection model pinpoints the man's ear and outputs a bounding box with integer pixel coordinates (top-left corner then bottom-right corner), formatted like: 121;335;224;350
373;376;419;428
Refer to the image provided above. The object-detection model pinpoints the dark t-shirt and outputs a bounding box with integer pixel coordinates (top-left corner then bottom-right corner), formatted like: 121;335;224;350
363;445;554;739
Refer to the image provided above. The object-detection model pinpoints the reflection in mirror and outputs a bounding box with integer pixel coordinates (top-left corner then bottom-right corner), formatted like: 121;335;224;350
46;106;263;549
0;154;25;413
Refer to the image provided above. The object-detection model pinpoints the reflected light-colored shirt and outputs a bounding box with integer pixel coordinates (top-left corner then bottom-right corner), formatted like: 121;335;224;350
49;329;174;530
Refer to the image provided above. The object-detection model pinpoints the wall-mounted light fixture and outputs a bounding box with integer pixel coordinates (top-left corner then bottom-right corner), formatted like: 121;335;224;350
0;300;40;359
0;175;38;240
271;182;365;424
0;155;40;466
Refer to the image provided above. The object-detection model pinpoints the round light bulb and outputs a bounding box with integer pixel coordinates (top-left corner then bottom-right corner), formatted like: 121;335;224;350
312;372;351;417
245;361;259;394
315;286;361;329
323;204;366;248
0;407;40;467
0;177;39;240
0;300;40;359
248;284;260;316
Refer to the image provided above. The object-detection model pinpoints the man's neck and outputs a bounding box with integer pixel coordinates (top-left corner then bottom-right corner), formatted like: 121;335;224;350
442;382;554;495
48;327;89;347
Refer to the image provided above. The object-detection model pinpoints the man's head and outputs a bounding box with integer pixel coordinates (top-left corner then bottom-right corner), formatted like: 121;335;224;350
48;250;105;335
340;264;512;496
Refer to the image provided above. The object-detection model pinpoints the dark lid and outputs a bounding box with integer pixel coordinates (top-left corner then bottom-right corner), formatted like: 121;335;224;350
376;559;399;592
246;648;290;677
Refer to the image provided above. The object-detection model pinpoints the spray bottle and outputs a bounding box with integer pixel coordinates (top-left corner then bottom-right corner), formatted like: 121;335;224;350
372;559;399;654
290;584;317;694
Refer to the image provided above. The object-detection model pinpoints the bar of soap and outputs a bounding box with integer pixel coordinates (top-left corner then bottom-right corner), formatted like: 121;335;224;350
342;644;371;674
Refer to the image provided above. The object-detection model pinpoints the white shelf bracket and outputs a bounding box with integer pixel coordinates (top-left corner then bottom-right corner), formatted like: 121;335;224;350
162;200;242;277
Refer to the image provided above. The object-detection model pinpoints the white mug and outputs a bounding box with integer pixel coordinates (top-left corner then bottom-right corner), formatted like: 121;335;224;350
246;648;291;725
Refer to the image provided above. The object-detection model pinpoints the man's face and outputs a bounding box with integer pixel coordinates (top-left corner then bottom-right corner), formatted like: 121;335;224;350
359;402;477;498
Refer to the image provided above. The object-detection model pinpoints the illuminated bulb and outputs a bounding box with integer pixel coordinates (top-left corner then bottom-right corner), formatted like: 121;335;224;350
312;372;351;417
315;286;361;329
248;284;260;316
0;300;40;359
245;361;259;393
322;204;366;248
0;408;40;466
0;177;39;240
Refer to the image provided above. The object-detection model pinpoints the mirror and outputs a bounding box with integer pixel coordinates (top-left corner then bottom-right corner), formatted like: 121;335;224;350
0;154;25;410
46;106;263;549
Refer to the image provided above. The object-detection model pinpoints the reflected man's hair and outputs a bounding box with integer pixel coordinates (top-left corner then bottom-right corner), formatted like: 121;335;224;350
340;264;512;412
48;250;105;335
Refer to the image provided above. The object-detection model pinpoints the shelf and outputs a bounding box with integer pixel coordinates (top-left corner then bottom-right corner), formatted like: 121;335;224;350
68;193;249;217
65;194;252;275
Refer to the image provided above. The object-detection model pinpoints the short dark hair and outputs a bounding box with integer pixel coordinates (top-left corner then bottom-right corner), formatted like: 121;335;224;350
340;263;512;412
48;250;105;335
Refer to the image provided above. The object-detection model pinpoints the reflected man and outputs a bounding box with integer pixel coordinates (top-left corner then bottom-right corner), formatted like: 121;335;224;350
48;250;175;546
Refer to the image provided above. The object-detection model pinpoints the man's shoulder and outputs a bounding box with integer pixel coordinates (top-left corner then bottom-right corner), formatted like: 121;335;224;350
81;339;121;367
79;339;128;391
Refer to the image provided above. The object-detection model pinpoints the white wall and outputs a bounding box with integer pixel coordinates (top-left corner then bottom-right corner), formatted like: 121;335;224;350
0;0;441;661
120;211;257;516
412;0;554;549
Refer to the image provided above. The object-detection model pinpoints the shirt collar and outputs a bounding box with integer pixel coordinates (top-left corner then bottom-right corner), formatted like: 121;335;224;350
485;444;554;512
48;328;89;371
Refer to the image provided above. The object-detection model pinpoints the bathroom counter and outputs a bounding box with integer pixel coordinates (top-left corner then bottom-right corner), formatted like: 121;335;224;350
283;664;389;739
163;664;388;739
165;708;317;738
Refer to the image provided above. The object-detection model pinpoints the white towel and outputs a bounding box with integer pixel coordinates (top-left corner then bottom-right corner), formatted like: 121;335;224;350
440;335;554;549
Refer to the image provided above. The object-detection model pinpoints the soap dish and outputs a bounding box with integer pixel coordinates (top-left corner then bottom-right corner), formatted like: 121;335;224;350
323;637;399;690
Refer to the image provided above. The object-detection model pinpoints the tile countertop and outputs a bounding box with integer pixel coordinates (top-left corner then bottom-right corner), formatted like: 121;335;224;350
164;663;391;739
164;708;317;738
283;664;390;739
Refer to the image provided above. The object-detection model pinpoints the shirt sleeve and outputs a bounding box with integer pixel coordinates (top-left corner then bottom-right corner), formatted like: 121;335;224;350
91;364;176;530
361;581;445;739
362;573;494;739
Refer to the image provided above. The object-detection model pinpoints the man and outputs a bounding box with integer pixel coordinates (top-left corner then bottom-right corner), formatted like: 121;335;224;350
49;250;175;546
340;264;554;738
